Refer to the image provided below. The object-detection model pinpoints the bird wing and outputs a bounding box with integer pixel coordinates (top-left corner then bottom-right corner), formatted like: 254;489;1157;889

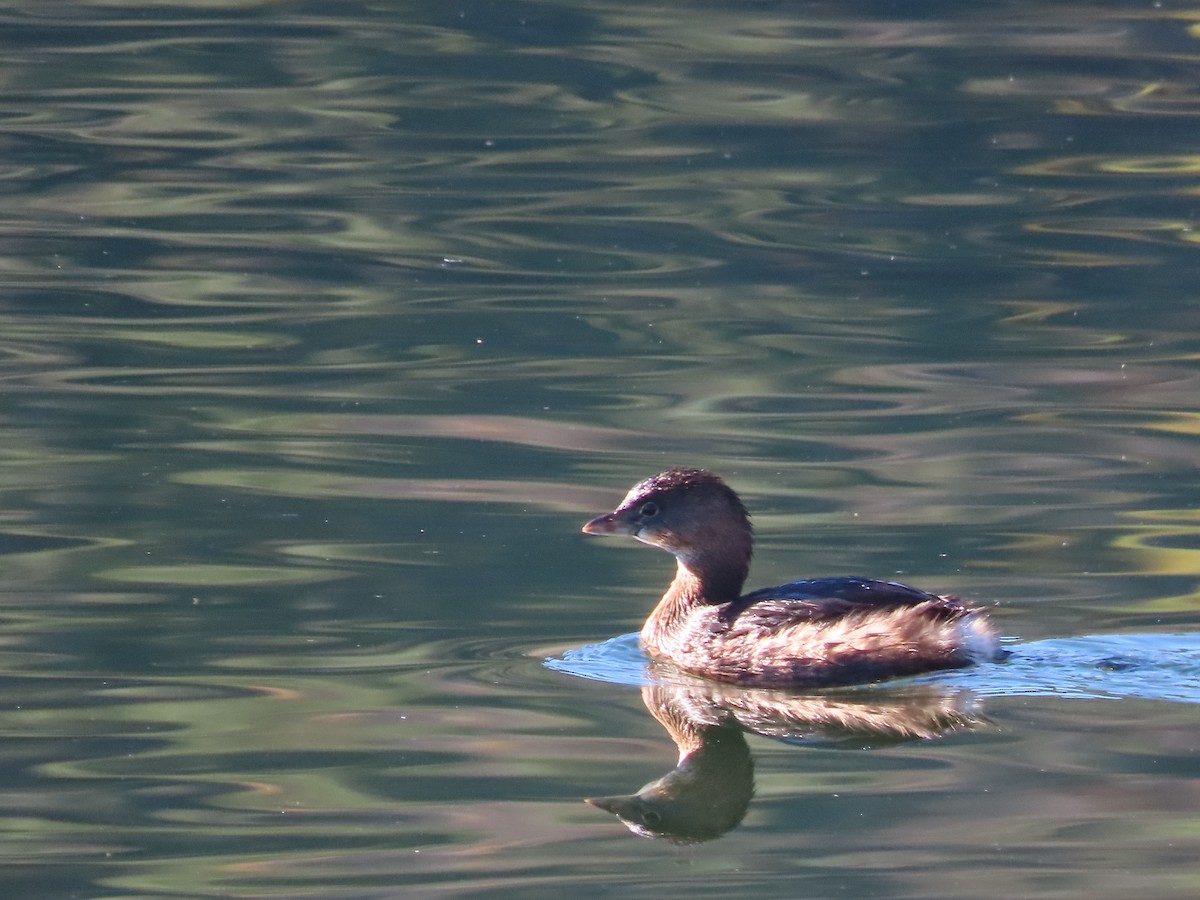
718;577;957;625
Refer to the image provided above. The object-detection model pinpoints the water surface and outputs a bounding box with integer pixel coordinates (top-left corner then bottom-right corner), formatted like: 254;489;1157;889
1;1;1200;896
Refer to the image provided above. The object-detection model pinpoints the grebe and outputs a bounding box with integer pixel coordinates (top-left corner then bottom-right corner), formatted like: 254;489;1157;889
582;468;998;687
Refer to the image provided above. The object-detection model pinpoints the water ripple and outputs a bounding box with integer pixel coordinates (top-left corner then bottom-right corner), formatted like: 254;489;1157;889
547;632;1200;705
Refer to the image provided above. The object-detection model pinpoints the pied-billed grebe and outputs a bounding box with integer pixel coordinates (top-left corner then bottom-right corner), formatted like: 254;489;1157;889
582;468;999;687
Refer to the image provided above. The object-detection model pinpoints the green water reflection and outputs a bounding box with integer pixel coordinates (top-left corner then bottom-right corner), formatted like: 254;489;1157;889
0;0;1199;896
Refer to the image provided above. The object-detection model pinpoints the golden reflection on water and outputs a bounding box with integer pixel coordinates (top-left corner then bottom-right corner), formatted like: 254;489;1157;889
171;469;617;510
203;411;651;453
96;562;346;587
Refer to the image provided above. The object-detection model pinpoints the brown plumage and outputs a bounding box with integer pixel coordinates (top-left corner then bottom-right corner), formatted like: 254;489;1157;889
582;468;999;688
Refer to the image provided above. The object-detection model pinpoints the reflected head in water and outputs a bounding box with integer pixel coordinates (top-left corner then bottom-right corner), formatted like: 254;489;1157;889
582;468;1000;687
586;721;751;844
587;681;985;843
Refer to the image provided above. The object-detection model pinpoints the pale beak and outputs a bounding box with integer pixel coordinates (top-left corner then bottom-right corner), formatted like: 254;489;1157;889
585;794;637;815
582;512;634;535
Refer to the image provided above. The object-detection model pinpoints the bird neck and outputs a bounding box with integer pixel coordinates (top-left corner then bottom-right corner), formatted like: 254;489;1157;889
642;541;750;648
672;552;749;607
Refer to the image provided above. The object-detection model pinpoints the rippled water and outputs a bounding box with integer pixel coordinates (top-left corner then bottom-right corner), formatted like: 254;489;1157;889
2;1;1200;896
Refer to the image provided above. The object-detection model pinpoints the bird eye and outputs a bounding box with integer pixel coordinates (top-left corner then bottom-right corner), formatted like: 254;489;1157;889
639;502;659;518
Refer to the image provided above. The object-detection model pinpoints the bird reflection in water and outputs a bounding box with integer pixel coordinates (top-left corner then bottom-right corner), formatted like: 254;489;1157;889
587;680;985;843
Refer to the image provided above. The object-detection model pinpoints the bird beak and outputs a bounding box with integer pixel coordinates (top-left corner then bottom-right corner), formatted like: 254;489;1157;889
581;512;634;535
585;794;636;814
